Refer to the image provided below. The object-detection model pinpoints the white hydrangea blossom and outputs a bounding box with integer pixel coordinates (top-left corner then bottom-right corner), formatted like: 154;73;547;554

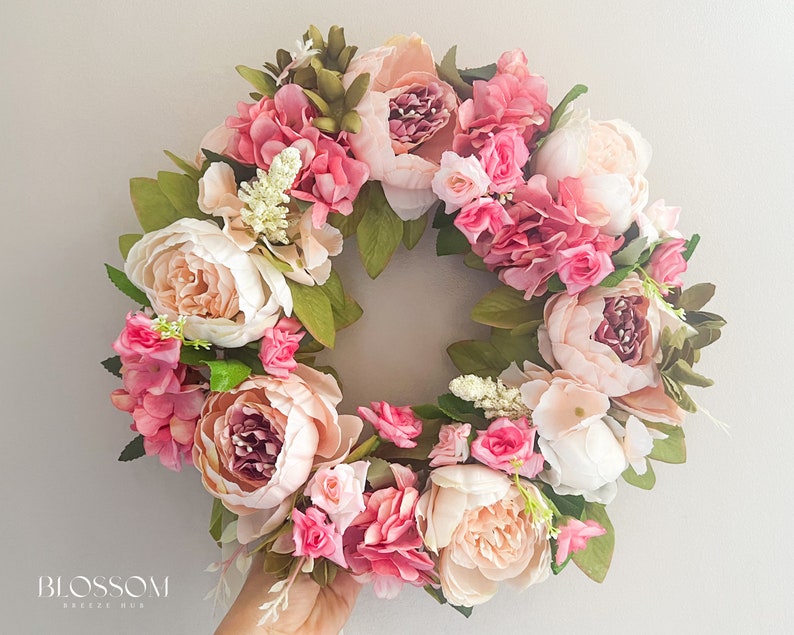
238;147;302;245
448;374;531;420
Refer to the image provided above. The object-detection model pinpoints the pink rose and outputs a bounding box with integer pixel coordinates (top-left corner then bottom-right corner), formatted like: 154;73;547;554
554;518;606;565
613;382;685;426
428;423;471;467
556;243;615;294
454;197;512;244
344;470;435;599
470;416;543;478
193;365;363;544
259;317;305;379
291;507;347;568
304;461;369;533
478;128;530;194
357;402;422;448
430;151;491;212
112;312;181;367
647;238;688;292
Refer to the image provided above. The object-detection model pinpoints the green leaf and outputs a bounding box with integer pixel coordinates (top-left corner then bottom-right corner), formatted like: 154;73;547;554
678;283;716;311
105;264;150;306
662;375;698;413
546;274;566;293
205;359;251;391
118;234;142;260
129;177;181;232
437;393;486;426
548;84;588;132
682;233;700;261
318;271;363;331
286;278;336;348
179;346;212;366
436;46;473;100
665;359;714;388
329;187;368;237
201;149;257;184
542;487;586;520
463;251;488;271
402;214;428;250
365;457;397;490
164;150;202;180
224;346;265;375
157;171;207;219
118;435;145;462
599;266;636;288
470;285;544;329
236;64;277;97
412;403;447;420
450;604;473;618
490;327;545;367
432;205;455;229
572;503;614;583
101;355;122;378
646;421;687;464
436;224;470;256
622;460;656;490
458;63;497;83
423;584;447;606
356;183;404;278
208;498;224;543
447;340;509;377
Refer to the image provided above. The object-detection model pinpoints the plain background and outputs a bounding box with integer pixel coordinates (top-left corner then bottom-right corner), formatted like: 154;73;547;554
1;1;792;633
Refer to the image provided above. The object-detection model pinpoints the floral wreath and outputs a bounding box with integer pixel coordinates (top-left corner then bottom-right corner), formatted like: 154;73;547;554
103;25;725;633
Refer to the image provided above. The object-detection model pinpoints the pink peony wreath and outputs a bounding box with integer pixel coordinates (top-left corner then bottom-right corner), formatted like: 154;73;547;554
103;25;725;635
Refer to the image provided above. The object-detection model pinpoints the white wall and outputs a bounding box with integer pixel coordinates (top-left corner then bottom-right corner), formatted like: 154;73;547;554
2;1;792;633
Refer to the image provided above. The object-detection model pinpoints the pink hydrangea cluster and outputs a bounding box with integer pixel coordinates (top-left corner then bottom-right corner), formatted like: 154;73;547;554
110;312;206;471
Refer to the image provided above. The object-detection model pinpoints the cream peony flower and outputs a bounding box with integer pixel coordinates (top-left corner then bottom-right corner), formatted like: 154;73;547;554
125;218;290;347
416;465;551;607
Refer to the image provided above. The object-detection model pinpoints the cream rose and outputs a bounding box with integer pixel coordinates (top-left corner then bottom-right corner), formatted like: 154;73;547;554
192;365;363;544
125;218;290;347
416;465;551;607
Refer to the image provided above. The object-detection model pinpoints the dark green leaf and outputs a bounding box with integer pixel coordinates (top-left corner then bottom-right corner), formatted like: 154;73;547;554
646;421;687;464
205;359;251;392
450;604;473;618
572;503;614;583
101;355;122;378
118;233;142;260
224;346;265;375
179;346;212;366
356;183;404;278
463;251;488;271
157;171;207;219
432;205;456;229
458;63;497;83
118;435;145;462
447;340;509;377
236;65;277;97
287;279;336;348
435;46;473;100
412;403;447;420
105;264;150;306
436;224;470;256
129;177;180;232
310;560;338;588
208;498;224;543
682;234;700;261
164;150;202;180
599;266;636;288
423;584;447;605
490;327;545;367
329;186;368;237
402;214;428;250
470;285;544;329
542;488;586;520
201;149;257;184
437;393;486;426
548;84;588;132
622;460;656;490
546;274;566;293
678;283;716;312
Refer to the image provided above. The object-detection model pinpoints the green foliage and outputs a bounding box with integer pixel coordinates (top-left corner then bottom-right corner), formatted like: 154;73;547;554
436;46;474;100
118;435;145;462
470;285;544;329
356;183;404;278
179;346;212;366
463;251;487;270
598;265;636;288
287;278;336;348
436;224;470;256
423;584;473;618
118;234;142;260
622;460;656;490
329;191;367;237
105;264;150;307
458;63;497;83
365;457;397;489
447;340;509;377
546;274;566;293
572;503;614;583
205;359;252;392
201;149;257;184
164;150;202;180
318;269;363;331
548;84;588;132
646;421;687;464
682;233;700;261
412;403;447;420
208;498;238;547
236;65;277;97
157;171;207;220
101;355;122;378
490;327;546;368
677;283;716;312
402;214;428;250
129;177;181;232
542;487;586;520
436;393;486;426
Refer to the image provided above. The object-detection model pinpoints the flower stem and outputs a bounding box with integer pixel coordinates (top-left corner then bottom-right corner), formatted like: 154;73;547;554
345;434;381;463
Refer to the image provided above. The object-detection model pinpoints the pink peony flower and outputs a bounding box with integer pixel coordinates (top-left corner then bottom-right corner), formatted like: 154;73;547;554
470;416;544;478
647;238;688;292
428;423;471;467
453;50;551;157
555;518;606;565
112;312;181;367
304;461;369;533
453;197;512;244
343;470;435;599
556;243;615;294
357;402;422;448
477;128;530;194
291;507;347;568
430;151;491;212
259;317;305;378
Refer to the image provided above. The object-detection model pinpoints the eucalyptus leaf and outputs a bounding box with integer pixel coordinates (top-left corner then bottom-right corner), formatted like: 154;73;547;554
205;359;252;392
470;285;544;329
572;503;614;583
118;435;145;462
105;264;150;306
118;233;142;260
129;177;181;232
622;460;656;490
402;214;428;250
356;183;404;278
286;278;336;348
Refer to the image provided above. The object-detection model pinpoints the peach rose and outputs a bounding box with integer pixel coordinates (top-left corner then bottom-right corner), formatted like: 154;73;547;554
416;465;551;607
192;365;363;543
343;34;458;220
125;218;291;347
